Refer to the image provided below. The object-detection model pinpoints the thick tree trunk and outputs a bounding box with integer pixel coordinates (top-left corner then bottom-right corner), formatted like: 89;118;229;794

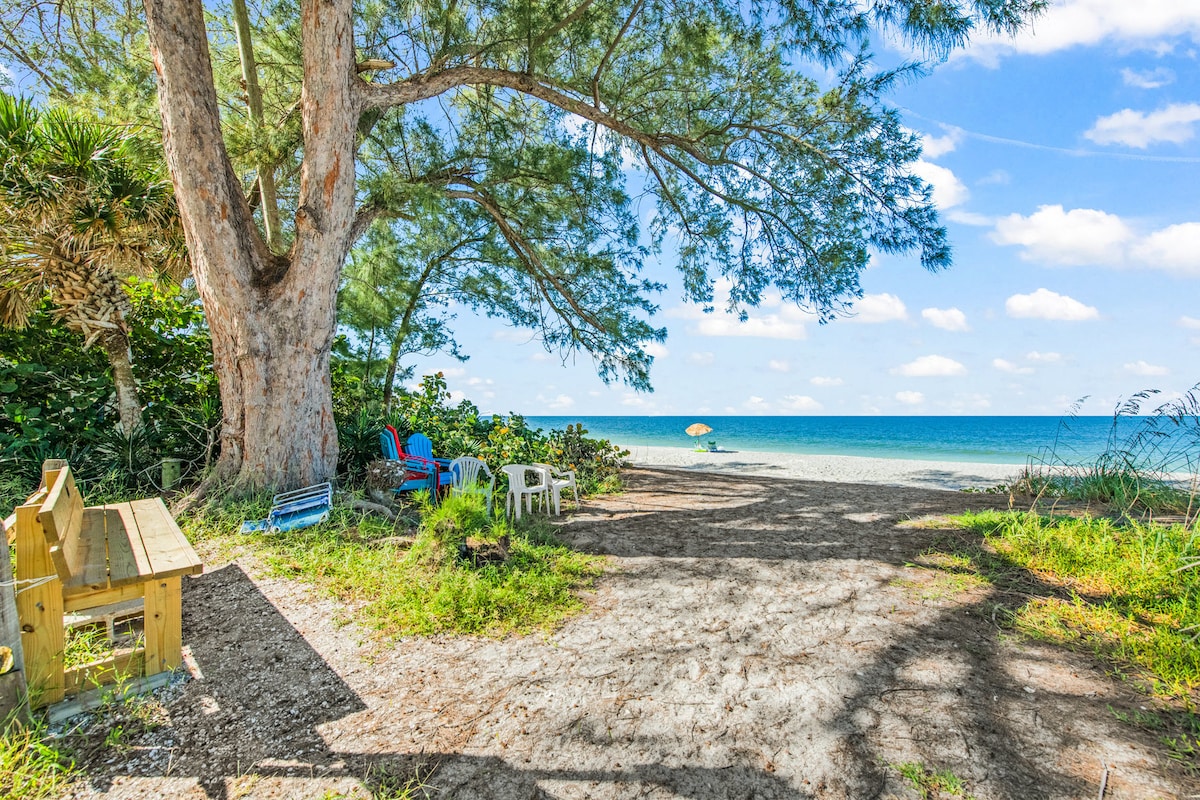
100;330;143;437
144;0;359;492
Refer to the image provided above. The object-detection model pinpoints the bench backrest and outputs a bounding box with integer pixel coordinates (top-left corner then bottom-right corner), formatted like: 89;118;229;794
37;465;84;579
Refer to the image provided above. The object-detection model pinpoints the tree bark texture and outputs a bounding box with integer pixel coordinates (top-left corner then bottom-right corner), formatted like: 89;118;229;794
144;0;358;491
100;330;143;438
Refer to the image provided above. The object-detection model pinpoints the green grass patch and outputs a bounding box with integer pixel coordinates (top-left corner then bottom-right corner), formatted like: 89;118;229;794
892;551;990;601
956;510;1200;698
1110;704;1200;774
891;761;976;799
0;719;75;800
183;492;605;639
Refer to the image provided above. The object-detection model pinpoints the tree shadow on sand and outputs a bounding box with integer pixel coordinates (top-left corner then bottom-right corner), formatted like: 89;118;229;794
62;470;1197;798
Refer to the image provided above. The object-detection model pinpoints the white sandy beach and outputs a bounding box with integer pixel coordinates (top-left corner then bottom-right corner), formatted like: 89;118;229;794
622;444;1022;491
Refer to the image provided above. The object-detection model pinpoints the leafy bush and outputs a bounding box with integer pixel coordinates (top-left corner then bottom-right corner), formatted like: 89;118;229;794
372;372;627;495
0;282;219;506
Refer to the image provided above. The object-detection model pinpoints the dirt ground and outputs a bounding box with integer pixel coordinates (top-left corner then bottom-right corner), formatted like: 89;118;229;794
57;468;1197;799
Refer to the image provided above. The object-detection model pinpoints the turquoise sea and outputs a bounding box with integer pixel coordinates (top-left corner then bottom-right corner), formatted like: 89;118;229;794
523;416;1144;466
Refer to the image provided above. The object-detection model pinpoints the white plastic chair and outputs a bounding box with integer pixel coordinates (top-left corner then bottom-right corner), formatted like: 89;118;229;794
500;464;548;520
533;463;579;515
449;457;496;514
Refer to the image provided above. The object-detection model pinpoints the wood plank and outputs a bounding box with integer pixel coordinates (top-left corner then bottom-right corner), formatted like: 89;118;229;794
63;648;145;697
47;669;173;725
0;511;29;721
38;466;82;556
14;503;64;707
60;508;110;594
0;511;26;670
143;576;182;675
105;504;154;587
126;499;203;579
0;671;30;725
63;581;145;611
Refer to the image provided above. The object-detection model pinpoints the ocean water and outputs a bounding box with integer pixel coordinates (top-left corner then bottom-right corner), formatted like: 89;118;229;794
523;415;1148;465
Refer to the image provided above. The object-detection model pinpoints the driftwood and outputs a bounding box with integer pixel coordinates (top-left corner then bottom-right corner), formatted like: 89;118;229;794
348;496;397;520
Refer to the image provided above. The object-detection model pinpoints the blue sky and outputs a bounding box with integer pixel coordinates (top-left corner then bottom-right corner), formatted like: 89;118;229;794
414;2;1200;418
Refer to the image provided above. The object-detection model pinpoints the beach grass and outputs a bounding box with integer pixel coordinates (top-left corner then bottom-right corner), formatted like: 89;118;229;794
954;510;1200;698
183;492;605;639
1012;387;1200;520
0;717;75;800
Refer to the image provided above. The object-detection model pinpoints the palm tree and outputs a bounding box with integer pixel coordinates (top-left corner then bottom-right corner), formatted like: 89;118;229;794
0;94;186;436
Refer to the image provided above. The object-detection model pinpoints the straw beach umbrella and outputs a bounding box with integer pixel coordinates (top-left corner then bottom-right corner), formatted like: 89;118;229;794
686;422;713;450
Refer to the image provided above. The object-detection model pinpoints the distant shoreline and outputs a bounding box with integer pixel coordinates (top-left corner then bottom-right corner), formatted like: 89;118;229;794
621;444;1021;492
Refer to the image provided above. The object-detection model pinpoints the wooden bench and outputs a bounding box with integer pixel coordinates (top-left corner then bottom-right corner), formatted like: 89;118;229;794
9;461;202;707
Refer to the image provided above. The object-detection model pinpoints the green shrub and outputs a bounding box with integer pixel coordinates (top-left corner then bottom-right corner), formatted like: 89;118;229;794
366;373;627;495
0;281;219;503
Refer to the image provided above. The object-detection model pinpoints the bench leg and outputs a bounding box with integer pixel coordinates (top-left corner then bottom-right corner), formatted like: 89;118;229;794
14;504;65;707
143;576;182;675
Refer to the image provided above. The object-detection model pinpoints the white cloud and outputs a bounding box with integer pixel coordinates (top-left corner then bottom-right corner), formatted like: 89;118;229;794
530;352;552;362
1130;222;1200;275
696;315;808;339
466;376;495;387
1179;316;1200;329
670;305;810;340
743;396;771;413
921;307;970;332
768;359;791;373
1025;351;1062;363
977;169;1011;186
430;366;466;378
491;327;537;343
1125;360;1170;376
447;390;467;404
912;160;969;210
992;205;1200;275
620;392;654;409
965;1;1200;63
848;293;908;323
643;342;669;359
991;205;1131;266
993;358;1033;375
781;395;823;412
810;376;843;387
892;355;967;377
688;351;715;366
920;126;964;159
1085;103;1200;148
895;391;925;405
946;210;995;227
1121;67;1175;89
1005;289;1100;321
542;393;574;410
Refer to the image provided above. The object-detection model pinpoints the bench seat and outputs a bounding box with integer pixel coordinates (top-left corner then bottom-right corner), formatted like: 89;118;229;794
63;500;202;596
11;461;202;707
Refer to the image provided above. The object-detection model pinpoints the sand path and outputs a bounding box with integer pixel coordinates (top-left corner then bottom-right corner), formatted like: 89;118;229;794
62;469;1192;799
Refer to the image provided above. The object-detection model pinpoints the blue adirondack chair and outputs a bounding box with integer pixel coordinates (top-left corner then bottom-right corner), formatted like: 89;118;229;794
379;429;439;497
406;432;455;487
